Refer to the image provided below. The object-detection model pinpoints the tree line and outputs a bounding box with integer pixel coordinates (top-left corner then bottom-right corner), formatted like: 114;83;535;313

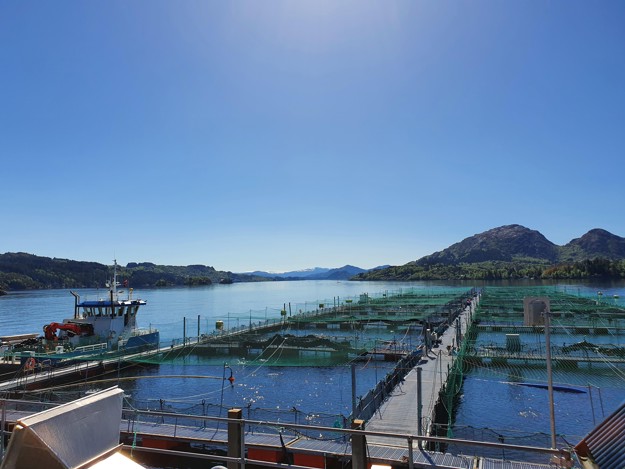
355;258;625;281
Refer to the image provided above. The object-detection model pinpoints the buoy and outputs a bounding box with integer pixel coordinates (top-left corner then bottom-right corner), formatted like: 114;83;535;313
25;357;36;371
228;375;235;384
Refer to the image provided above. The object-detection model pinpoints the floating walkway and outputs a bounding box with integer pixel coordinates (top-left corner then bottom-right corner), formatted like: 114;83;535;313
365;294;476;447
465;350;625;366
475;324;625;336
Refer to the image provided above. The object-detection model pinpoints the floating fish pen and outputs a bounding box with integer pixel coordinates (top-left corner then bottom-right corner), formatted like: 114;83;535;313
288;288;476;329
462;287;625;369
191;333;360;360
439;286;625;459
139;288;477;366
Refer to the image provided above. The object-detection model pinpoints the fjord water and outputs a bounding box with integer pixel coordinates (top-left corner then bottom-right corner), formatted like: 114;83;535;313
2;279;625;459
0;279;445;340
0;280;442;423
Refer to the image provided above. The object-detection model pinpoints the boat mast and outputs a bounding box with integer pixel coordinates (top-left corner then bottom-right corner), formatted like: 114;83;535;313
71;291;80;319
109;259;119;304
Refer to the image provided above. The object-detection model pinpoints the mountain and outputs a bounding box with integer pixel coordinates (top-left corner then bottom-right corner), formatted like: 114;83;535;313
417;225;560;265
306;265;367;280
560;229;625;262
356;225;625;281
247;267;331;279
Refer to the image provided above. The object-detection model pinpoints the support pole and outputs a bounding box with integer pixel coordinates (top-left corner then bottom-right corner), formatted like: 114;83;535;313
351;363;357;419
183;317;186;345
228;408;243;469
544;311;557;449
197;314;201;342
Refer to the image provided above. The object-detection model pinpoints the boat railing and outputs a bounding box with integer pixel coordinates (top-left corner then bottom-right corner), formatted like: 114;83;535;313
131;328;151;336
73;343;108;353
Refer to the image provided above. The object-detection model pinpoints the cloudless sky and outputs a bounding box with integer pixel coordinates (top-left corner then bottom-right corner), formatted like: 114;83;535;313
1;1;624;272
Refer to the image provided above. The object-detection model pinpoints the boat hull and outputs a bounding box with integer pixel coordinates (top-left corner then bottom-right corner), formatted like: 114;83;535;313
124;331;160;352
19;331;160;369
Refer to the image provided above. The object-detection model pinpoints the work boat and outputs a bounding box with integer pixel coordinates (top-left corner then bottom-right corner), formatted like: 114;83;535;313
15;261;160;369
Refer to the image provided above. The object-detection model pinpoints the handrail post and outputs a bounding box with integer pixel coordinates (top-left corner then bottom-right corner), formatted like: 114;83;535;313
417;367;423;450
407;436;414;469
228;408;243;469
1;399;5;462
351;419;366;469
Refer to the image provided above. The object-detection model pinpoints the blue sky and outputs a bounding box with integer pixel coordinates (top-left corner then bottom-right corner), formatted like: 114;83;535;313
1;1;624;272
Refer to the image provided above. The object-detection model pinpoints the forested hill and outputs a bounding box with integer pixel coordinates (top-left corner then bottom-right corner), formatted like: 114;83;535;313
0;253;263;291
355;225;625;281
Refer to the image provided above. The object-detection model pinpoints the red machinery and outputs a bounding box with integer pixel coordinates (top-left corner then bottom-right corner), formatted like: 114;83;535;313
43;322;94;341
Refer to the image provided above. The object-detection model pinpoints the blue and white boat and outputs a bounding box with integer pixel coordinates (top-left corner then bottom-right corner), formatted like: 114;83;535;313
13;261;160;369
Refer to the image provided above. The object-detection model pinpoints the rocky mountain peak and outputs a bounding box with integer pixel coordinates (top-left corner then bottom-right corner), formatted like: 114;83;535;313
563;228;625;260
417;224;559;265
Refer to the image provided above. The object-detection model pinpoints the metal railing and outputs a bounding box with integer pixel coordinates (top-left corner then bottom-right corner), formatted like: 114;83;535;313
121;407;573;469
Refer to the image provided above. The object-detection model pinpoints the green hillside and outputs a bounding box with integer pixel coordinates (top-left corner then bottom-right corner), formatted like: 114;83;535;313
0;253;265;291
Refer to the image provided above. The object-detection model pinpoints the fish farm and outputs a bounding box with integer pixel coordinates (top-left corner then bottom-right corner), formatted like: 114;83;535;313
2;284;625;468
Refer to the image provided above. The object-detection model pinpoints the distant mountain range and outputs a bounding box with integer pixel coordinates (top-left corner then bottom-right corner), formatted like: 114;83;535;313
246;265;372;280
356;225;625;281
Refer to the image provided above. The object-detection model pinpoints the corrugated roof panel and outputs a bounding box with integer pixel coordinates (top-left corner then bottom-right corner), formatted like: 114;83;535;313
245;433;286;447
481;459;553;469
576;399;625;468
289;438;350;454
